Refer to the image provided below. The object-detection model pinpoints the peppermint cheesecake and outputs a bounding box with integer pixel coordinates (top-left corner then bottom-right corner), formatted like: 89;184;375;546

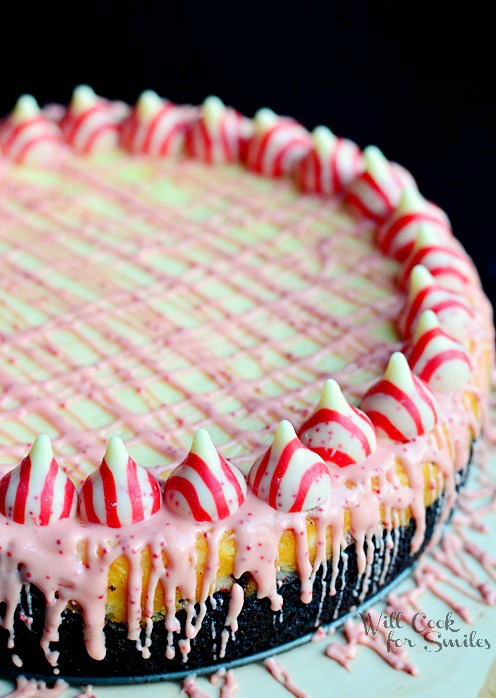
0;87;492;682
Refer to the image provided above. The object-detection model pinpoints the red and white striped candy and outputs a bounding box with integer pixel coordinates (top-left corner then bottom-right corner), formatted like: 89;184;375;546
398;224;475;292
298;379;377;466
294;126;363;196
164;429;247;522
361;352;439;442
343;146;416;223
245;108;312;177
0;434;77;526
377;187;451;262
79;436;161;528
60;85;126;155
185;96;252;164
398;264;474;340
0;95;65;165
405;310;471;392
120;90;196;157
248;420;331;512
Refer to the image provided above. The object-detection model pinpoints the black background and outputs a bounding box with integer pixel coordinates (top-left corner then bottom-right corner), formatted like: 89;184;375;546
1;2;495;306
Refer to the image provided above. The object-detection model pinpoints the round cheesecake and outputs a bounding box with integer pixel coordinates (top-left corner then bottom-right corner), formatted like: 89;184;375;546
0;88;493;682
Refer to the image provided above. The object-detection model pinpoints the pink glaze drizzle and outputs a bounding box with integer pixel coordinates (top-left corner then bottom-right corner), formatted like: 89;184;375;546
209;668;239;698
74;688;98;698
0;157;395;473
263;658;310;698
325;612;418;675
0;678;68;698
182;675;211;698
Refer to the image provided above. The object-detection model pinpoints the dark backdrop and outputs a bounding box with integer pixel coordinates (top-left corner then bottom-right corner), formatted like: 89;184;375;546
1;2;495;305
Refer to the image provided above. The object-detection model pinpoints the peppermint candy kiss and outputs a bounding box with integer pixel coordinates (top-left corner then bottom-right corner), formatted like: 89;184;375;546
248;420;331;512
164;429;247;522
60;85;125;154
406;310;471;392
79;436;161;528
185;96;252;164
0;434;77;526
294;126;363;195
398;265;474;340
343;146;416;223
398;225;475;292
0;95;65;165
120;90;195;156
245;108;312;177
377;188;452;262
298;379;377;466
361;352;439;442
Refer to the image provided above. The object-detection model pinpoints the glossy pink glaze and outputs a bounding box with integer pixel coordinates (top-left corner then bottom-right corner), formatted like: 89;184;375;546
263;658;310;698
181;675;211;698
326;612;418;674
0;678;68;698
209;668;239;698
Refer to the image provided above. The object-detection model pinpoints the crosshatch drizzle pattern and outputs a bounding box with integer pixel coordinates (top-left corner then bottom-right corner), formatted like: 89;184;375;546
0;156;402;482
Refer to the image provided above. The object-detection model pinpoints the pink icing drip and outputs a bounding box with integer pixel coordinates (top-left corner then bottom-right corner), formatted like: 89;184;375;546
0;678;68;698
219;670;238;698
311;625;327;642
209;668;239;698
224;582;244;637
263;658;310;698
325;614;418;675
74;688;98;698
182;676;211;698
